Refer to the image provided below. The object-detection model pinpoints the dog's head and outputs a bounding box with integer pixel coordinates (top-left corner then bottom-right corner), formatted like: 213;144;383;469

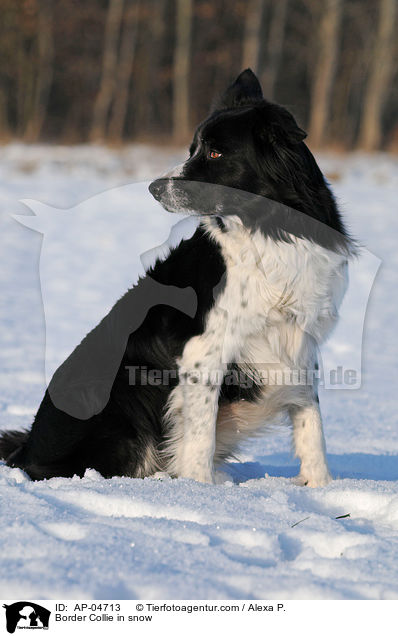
149;69;348;246
149;69;308;212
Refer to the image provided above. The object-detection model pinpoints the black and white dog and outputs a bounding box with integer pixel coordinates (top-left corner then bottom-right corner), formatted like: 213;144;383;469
0;70;353;486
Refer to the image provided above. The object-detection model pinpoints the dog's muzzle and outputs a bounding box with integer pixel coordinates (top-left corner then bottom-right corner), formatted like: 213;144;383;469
148;177;191;214
148;178;167;202
149;177;223;217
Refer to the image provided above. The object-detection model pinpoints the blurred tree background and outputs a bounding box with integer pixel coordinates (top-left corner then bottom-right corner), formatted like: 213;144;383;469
0;0;396;150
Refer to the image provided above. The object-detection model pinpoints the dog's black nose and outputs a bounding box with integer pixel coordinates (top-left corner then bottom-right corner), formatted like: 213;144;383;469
149;179;166;201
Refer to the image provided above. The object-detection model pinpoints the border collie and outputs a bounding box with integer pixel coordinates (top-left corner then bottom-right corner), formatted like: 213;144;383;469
0;69;353;486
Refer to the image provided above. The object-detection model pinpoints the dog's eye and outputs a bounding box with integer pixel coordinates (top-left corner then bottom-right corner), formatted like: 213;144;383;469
208;150;222;160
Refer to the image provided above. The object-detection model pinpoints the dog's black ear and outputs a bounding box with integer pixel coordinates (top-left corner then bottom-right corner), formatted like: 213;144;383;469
255;104;307;146
212;69;264;111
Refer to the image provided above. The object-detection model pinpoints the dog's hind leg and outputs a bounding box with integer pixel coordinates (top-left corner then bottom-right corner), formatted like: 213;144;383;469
289;400;332;487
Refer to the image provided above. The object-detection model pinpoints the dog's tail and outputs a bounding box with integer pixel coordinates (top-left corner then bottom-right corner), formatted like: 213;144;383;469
0;429;29;462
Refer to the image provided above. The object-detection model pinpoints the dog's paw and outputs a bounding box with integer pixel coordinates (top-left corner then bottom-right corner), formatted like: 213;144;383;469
150;471;171;480
179;468;215;484
292;470;332;488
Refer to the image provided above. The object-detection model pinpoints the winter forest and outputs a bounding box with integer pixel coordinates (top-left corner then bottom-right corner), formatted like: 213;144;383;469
0;0;397;150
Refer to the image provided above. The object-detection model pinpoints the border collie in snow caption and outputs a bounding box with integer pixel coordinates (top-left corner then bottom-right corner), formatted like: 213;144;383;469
0;70;354;486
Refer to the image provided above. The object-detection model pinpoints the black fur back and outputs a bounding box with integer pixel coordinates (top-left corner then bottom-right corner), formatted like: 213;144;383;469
0;227;227;479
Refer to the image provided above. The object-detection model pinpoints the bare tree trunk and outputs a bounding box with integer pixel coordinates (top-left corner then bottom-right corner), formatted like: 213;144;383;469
308;0;342;148
242;0;266;73
146;0;168;135
90;0;124;142
17;43;35;138
261;0;288;100
108;0;140;142
0;89;8;139
25;0;54;141
358;0;397;151
173;0;193;143
16;3;34;140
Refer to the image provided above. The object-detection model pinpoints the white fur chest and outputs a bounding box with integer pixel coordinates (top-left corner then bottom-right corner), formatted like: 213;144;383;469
202;216;349;368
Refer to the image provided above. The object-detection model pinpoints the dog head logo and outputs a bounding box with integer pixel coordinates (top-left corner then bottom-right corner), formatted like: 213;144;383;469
3;602;50;633
11;180;380;420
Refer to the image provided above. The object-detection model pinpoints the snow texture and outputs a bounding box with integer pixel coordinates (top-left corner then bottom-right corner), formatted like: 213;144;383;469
0;143;397;600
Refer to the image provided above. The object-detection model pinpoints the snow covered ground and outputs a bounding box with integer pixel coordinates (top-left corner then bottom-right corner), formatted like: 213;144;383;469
0;143;397;600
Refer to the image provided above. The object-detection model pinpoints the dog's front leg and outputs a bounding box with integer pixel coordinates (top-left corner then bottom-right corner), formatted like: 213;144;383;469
290;400;332;487
164;326;228;483
176;373;220;483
